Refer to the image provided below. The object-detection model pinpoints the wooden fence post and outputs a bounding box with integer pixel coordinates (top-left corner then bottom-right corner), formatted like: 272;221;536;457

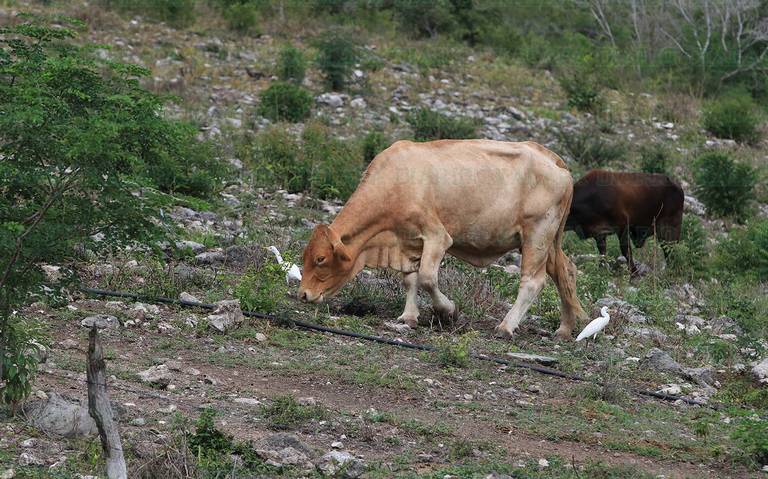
87;326;127;479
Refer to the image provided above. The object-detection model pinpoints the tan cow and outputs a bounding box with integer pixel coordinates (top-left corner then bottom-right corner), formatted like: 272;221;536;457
298;139;587;339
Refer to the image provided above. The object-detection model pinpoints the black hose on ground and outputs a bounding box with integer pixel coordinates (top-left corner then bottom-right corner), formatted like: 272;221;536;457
79;287;715;409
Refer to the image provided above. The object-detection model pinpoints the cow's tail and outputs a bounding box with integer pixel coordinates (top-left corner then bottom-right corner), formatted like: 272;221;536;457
549;178;588;326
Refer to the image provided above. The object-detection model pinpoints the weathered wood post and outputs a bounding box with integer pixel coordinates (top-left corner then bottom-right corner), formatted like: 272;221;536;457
87;326;127;479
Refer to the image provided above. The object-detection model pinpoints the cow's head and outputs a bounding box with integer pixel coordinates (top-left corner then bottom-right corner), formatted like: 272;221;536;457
298;225;354;303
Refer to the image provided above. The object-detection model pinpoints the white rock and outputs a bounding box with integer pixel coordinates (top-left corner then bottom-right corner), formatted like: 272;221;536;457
19;452;44;466
350;97;366;109
234;398;261;406
80;314;119;329
751;358;768;384
0;469;15;479
20;439;35;448
137;365;172;388
206;299;244;333
657;384;682;395
538;458;549;468
179;292;200;303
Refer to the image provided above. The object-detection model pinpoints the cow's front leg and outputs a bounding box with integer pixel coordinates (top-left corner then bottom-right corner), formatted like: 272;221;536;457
418;233;456;321
397;272;419;327
595;234;607;255
619;226;638;276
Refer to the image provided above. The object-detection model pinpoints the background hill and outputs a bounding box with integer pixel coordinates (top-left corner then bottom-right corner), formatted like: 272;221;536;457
1;1;767;478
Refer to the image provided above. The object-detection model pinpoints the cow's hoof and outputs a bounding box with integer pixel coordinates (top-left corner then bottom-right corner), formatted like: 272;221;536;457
553;327;573;341
397;313;419;328
434;301;457;323
494;325;516;339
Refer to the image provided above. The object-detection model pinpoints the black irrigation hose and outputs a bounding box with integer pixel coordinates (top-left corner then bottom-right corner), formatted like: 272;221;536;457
79;287;715;409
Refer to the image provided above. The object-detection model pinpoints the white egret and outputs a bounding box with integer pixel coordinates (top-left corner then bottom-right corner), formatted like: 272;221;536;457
267;246;302;283
576;306;610;342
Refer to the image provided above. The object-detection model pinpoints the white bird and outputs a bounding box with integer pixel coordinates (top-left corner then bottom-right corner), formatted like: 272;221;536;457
267;246;302;283
576;306;611;342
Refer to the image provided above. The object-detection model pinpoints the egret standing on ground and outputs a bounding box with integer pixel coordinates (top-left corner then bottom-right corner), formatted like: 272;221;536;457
576;306;611;342
267;246;302;283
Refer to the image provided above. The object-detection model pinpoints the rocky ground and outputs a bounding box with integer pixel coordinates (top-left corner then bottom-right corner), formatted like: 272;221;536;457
1;2;767;479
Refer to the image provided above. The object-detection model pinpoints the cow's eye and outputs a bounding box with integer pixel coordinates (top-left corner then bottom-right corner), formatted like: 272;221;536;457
316;256;326;265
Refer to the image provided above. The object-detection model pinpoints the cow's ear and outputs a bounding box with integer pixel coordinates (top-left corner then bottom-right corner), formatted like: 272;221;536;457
324;226;351;262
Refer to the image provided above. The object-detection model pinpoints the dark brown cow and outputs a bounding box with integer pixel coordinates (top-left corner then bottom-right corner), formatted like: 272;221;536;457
565;170;684;275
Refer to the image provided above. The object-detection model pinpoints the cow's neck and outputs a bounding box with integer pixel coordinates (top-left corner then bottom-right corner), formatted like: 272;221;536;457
329;192;390;264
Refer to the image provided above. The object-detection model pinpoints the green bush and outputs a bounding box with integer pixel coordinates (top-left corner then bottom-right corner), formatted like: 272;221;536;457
260;395;327;430
407;108;478;141
222;1;261;34
638;144;670;175
0;319;45;411
703;93;761;143
731;415;768;466
246;124;363;200
361;131;389;164
558;129;625;169
234;263;289;314
693;152;757;220
393;0;456;38
435;332;477;369
314;30;359;91
716;220;768;281
301;122;362;199
277;45;306;84
0;16;222;405
101;0;196;27
666;215;709;279
257;82;313;122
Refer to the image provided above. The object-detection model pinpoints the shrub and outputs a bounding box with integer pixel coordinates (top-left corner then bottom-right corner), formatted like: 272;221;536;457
277;45;306;84
665;215;709;279
393;0;456;38
248;127;308;192
558;129;626;169
260;395;327;430
638;144;670;175
301;122;362;199
314;30;359;91
703;93;761;143
731;415;768;466
559;73;602;113
246;124;363;200
716;220;768;281
435;332;477;368
234;263;289;313
257;82;313;122
361;131;389;164
1;16;221;405
0;319;45;411
407;108;478;141
101;0;196;27
693;152;757;220
222;1;261;34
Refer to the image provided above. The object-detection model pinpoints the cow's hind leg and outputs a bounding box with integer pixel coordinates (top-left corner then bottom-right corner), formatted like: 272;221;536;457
547;246;587;340
397;272;419;327
496;240;548;338
418;231;456;321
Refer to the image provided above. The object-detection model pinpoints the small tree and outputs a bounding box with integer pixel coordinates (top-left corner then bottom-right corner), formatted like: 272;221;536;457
693;152;757;221
314;29;359;91
277;45;306;84
0;15;224;407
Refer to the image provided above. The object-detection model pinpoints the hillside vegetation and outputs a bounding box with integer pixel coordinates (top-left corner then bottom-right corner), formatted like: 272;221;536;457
1;1;767;478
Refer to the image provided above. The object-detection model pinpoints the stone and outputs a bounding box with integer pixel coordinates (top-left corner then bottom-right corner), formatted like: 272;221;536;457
596;297;647;324
297;397;317;406
234;398;261;406
130;418;146;426
195;250;225;264
643;348;683;373
538;458;549;468
751;358;768;384
157;404;177;414
179;292;200;303
506;352;558;365
350;97;366;109
684;195;706;216
384;321;412;334
657;384;682;395
23;393;98;438
175;240;206;253
19;452;45;466
254;433;314;469
60;339;79;350
317;93;344;108
20;439;36;448
317;451;365;478
80;314;119;329
0;469;15;479
137;365;172;389
206;299;244;333
683;367;717;388
254;332;267;343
